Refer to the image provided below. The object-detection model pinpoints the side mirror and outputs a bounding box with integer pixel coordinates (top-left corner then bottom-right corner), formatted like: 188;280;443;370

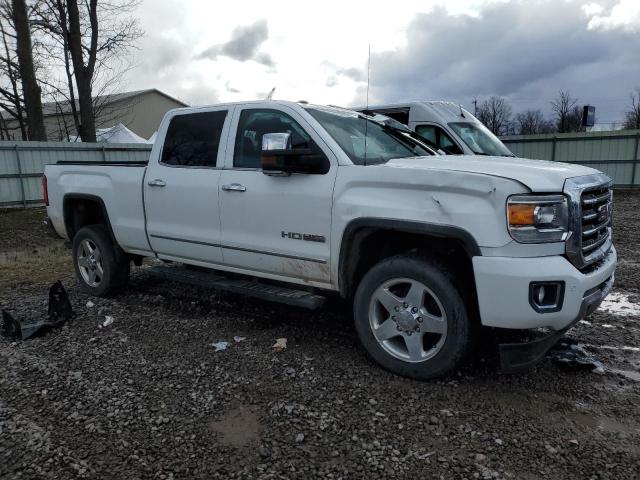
261;132;328;175
262;132;291;151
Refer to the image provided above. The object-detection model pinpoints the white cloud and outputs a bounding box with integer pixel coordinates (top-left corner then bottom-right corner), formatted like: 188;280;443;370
587;0;640;30
124;0;640;125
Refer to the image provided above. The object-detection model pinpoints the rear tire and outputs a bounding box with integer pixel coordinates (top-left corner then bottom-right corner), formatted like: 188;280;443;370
72;225;130;297
353;253;472;380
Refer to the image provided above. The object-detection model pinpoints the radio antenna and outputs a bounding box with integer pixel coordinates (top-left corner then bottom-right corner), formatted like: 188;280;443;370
364;44;371;166
366;44;371;109
265;87;276;100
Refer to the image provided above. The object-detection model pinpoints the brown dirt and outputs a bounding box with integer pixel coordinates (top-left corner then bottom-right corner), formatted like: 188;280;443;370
0;207;56;253
0;191;639;480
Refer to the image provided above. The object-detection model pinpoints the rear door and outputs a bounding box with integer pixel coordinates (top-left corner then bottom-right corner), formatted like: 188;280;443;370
144;106;233;264
218;104;337;286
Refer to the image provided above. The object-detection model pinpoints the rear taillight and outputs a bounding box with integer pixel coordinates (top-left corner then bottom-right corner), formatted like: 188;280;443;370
42;174;49;206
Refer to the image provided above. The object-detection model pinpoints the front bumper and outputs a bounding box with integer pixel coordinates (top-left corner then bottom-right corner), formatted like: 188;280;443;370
472;246;617;331
498;273;614;372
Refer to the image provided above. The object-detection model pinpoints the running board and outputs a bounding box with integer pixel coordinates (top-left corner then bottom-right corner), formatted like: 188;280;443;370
146;265;326;310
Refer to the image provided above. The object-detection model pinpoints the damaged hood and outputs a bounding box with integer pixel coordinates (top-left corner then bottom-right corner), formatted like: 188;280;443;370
383;155;601;192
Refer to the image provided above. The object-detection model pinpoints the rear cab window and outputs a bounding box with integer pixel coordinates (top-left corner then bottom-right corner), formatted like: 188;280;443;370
161;110;228;167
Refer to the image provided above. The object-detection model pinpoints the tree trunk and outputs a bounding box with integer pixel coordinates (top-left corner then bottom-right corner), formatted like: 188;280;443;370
53;0;81;136
11;0;47;140
66;0;97;142
1;12;27;139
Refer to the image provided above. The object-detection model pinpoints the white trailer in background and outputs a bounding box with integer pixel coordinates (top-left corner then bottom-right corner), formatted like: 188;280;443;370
355;101;514;157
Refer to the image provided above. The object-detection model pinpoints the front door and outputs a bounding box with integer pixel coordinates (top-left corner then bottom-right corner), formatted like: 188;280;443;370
144;106;233;264
218;105;337;286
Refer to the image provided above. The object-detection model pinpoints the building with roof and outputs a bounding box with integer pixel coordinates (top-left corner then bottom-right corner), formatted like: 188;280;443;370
2;89;188;142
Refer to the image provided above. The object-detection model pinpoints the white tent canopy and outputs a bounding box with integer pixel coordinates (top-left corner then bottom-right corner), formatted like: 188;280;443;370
71;123;150;144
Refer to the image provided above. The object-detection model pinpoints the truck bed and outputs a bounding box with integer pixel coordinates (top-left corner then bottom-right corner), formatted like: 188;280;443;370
45;162;151;256
56;160;149;166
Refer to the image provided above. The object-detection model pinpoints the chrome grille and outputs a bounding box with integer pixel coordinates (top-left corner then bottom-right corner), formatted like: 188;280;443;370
565;173;614;270
580;186;612;257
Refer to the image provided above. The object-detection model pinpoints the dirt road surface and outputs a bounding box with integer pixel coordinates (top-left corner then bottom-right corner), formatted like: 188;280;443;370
1;193;639;480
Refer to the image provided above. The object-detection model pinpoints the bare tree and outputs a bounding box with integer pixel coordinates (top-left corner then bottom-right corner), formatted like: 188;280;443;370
550;90;580;133
623;88;640;130
515;109;555;135
33;0;142;141
566;105;585;133
476;96;512;136
10;0;46;139
0;2;26;139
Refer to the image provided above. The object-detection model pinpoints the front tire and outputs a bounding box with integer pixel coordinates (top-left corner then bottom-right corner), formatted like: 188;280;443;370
353;253;473;380
72;225;130;297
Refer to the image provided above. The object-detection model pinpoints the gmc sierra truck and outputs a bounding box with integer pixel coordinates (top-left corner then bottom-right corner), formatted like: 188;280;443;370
44;101;616;379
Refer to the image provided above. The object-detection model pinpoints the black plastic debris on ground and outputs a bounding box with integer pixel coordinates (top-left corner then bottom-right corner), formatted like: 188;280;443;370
548;337;605;374
1;281;74;340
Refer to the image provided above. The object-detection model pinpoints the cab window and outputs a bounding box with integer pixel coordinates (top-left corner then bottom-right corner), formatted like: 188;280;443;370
415;125;463;155
234;109;317;169
161;111;227;167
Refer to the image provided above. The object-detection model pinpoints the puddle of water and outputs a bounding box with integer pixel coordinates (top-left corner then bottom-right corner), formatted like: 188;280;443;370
610;368;640;382
208;405;262;447
566;411;640;435
588;344;640;353
598;291;640;317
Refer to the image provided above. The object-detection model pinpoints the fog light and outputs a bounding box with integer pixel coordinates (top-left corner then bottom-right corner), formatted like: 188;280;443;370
529;281;565;313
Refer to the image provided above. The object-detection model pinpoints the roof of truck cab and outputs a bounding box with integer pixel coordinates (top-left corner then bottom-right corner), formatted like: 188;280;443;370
166;100;313;114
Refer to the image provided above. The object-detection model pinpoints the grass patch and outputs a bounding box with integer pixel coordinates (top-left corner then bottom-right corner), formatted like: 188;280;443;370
0;247;74;290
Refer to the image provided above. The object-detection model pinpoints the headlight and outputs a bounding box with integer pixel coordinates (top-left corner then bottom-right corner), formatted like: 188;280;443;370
507;194;569;243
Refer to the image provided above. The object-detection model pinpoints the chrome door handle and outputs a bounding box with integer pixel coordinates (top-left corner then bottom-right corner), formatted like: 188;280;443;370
221;183;246;192
147;179;166;187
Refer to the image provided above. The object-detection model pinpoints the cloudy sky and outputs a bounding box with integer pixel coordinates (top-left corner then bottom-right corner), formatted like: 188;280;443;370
128;0;640;125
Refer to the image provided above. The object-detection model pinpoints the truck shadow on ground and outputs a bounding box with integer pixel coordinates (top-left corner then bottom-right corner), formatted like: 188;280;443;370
123;270;611;382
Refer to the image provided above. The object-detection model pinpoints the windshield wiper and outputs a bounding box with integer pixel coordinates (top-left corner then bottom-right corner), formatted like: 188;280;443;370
384;127;436;154
357;112;439;157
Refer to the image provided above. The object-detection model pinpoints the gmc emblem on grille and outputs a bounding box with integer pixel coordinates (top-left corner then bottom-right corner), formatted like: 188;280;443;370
596;204;609;223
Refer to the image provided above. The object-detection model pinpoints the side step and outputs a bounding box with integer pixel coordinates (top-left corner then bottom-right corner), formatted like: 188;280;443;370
146;265;326;310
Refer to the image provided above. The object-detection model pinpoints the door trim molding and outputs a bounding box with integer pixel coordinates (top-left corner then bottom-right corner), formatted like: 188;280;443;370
149;234;327;264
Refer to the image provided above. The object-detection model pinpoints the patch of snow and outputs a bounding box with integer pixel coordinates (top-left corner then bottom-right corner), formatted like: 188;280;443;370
579;320;592;326
598;291;640;317
601;324;615;328
212;341;229;352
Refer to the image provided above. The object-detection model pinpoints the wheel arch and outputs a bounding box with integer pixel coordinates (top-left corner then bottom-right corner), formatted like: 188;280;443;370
338;218;481;300
63;193;119;246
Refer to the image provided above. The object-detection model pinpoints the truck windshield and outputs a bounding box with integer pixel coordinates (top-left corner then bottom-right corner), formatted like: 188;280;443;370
306;107;434;165
448;122;514;157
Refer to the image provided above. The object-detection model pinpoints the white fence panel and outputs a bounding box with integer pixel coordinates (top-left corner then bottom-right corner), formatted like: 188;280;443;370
502;130;640;188
0;141;151;207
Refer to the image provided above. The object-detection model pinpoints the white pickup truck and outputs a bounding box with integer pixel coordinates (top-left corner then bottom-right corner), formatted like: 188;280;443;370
44;101;616;379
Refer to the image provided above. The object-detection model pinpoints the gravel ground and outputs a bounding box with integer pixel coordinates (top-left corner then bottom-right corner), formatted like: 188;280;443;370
1;191;639;480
